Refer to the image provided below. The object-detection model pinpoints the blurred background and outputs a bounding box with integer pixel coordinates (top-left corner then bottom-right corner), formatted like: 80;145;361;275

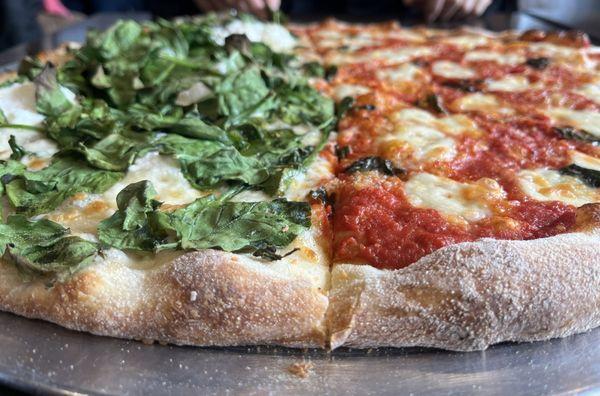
1;0;599;52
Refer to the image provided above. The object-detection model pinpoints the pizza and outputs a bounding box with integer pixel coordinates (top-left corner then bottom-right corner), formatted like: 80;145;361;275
0;14;598;351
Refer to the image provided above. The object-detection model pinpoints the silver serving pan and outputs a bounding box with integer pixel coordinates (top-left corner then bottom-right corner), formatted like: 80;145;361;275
1;11;599;395
1;311;599;395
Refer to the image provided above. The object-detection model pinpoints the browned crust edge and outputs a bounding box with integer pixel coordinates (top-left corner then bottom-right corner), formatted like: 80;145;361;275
328;204;600;351
0;250;329;348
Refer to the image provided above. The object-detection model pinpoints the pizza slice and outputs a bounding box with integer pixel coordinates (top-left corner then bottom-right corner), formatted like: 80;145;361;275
0;15;336;347
292;20;600;350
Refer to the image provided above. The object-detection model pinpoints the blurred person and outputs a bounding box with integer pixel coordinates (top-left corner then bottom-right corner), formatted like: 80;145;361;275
45;0;499;21
0;0;43;50
193;0;495;21
0;0;505;51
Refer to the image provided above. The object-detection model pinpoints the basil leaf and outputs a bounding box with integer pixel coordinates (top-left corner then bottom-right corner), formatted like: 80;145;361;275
158;124;314;190
526;57;550;70
344;156;406;177
0;215;98;282
417;93;448;115
98;180;311;257
559;165;600;188
554;127;599;144
1;156;122;215
131;109;231;143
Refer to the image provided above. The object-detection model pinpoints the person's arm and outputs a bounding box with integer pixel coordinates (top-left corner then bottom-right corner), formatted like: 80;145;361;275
404;0;493;22
194;0;281;19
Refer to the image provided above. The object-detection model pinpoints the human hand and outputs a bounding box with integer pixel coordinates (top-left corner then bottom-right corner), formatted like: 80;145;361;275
43;0;72;18
194;0;281;19
404;0;493;22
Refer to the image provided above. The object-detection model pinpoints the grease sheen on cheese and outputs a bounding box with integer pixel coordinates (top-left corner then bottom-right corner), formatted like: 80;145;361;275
452;93;514;114
517;168;600;207
546;108;600;137
464;50;525;65
431;61;475;79
380;108;480;164
404;172;506;222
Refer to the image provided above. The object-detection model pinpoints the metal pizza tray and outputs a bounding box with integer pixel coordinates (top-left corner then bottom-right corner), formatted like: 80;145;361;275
1;311;599;395
1;11;600;396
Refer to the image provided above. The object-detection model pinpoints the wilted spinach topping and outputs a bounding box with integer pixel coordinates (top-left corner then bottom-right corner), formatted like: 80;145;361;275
0;15;336;279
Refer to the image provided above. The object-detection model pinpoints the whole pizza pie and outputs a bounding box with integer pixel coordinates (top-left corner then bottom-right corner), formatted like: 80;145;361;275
0;14;598;351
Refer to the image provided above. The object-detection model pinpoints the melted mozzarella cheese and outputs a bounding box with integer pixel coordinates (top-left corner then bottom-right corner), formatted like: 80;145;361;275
575;81;600;104
518;168;599;207
546;108;600;137
0;81;77;161
381;108;481;164
464;50;525;65
485;75;534;92
0;82;44;125
527;42;580;59
570;150;600;171
333;84;370;100
211;20;296;52
441;34;490;49
45;193;114;236
404;172;506;222
376;63;424;82
0;82;58;160
102;152;204;207
431;61;475;79
285;155;334;201
327;46;433;65
452;93;514;114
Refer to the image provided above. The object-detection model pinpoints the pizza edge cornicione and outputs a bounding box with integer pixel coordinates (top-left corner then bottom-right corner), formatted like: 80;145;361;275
0;18;599;351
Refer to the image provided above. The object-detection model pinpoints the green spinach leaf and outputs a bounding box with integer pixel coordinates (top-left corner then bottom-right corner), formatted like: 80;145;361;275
98;180;311;256
1;156;122;216
0;215;98;282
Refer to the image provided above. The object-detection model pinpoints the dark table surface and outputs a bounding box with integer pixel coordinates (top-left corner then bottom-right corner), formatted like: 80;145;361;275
0;10;598;396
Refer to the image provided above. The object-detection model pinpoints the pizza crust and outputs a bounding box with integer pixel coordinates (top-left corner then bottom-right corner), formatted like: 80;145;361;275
328;204;600;351
0;250;329;347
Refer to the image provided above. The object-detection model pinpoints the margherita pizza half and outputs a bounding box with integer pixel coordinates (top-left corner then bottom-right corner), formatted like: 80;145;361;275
0;14;598;351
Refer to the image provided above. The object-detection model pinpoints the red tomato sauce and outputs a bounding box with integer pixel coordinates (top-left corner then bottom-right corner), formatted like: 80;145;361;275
331;110;581;270
333;173;577;270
